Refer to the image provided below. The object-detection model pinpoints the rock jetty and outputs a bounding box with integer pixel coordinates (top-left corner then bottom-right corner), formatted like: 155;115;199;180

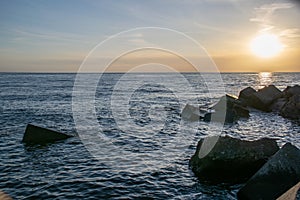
239;84;300;120
182;84;300;123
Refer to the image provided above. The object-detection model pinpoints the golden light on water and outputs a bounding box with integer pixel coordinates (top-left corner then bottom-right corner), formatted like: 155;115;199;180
258;72;273;88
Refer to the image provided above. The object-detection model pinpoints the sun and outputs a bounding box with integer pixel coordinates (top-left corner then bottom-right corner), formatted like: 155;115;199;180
250;33;284;58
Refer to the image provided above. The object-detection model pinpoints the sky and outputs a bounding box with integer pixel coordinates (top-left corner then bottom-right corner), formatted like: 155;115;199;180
0;0;299;72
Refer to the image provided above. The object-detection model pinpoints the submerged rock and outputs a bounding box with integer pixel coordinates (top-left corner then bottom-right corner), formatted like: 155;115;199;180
204;94;249;123
189;136;279;183
237;143;300;200
22;124;72;144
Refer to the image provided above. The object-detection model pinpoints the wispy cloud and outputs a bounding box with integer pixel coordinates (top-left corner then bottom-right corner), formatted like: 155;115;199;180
250;3;294;24
279;28;300;38
250;3;300;38
11;28;88;44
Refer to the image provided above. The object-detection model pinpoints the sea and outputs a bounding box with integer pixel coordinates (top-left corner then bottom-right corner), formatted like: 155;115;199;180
0;72;299;199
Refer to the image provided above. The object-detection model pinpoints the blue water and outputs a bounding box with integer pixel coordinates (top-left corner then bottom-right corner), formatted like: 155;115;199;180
0;72;299;199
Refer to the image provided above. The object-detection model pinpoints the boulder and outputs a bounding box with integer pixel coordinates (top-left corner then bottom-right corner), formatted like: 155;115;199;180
280;94;300;120
204;94;249;123
270;97;288;113
181;104;205;121
237;143;300;200
189;136;279;183
247;85;282;111
238;87;257;106
22;124;72;144
283;85;300;98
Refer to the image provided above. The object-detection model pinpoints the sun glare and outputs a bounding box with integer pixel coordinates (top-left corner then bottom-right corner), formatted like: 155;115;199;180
250;33;284;58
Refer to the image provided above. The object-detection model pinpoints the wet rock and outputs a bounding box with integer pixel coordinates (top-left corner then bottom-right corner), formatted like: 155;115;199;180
204;95;249;123
283;85;300;98
22;124;72;144
238;87;256;106
270;97;288;113
280;94;300;120
247;85;282;111
181;104;205;121
237;143;300;200
189;136;279;183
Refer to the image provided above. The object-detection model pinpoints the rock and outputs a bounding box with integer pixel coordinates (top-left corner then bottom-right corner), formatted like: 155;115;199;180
189;136;279;183
248;85;282;111
204;94;249;123
22;124;72;144
283;85;300;98
238;87;257;106
181;104;205;121
237;143;300;200
280;94;300;120
270;97;288;113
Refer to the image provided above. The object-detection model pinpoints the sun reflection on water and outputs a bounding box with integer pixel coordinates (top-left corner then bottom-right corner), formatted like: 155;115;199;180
258;72;273;89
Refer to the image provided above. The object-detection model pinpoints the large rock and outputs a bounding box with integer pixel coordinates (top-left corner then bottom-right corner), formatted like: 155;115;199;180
204;94;249;123
181;104;205;121
238;87;257;106
22;124;72;144
270;97;288;113
237;143;300;200
189;136;279;183
283;85;300;98
241;85;282;112
280;94;300;120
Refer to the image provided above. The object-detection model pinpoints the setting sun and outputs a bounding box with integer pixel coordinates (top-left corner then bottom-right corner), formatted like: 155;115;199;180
250;33;284;58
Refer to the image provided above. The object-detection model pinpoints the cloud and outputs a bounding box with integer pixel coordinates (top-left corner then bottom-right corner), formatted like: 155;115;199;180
279;28;300;38
250;3;294;24
250;3;300;39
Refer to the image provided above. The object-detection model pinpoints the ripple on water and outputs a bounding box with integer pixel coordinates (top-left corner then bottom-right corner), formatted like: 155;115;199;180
0;73;299;199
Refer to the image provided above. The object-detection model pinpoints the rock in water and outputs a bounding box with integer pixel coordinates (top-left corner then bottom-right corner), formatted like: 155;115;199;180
247;85;282;112
22;124;72;144
238;87;256;106
181;104;203;121
280;94;300;120
237;143;300;200
283;85;300;98
204;94;249;123
189;136;279;183
270;97;287;113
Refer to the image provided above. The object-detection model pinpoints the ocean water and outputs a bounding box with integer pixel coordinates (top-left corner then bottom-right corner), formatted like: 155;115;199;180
0;72;299;199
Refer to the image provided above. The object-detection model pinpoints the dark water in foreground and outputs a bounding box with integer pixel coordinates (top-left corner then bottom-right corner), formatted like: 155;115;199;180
0;72;299;199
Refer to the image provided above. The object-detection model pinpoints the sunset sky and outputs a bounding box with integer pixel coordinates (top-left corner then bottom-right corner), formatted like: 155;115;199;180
0;0;299;72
